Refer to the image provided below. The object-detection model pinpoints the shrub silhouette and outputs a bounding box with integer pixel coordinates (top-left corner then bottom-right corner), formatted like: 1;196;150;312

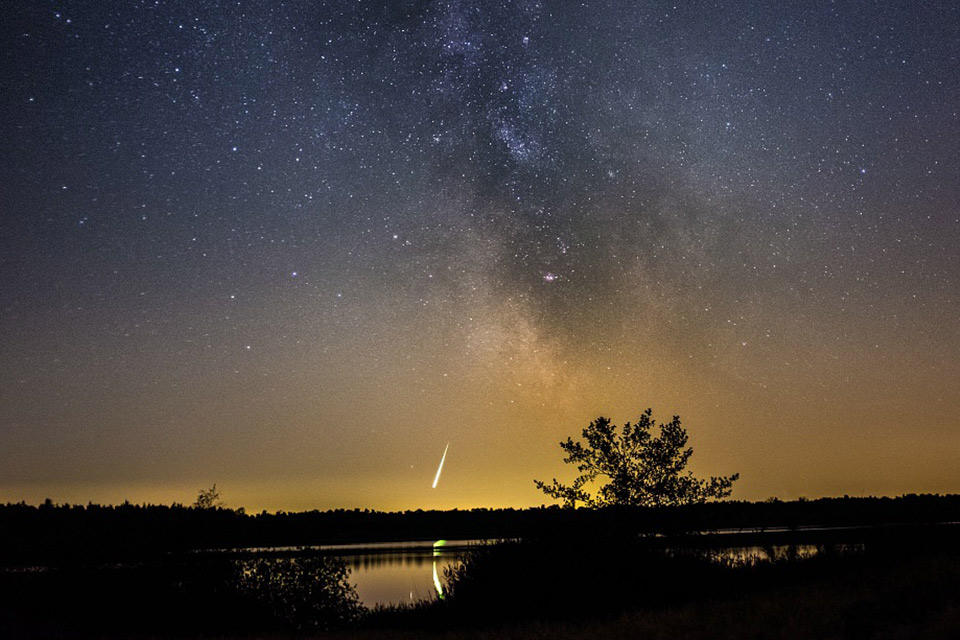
235;555;363;631
442;537;731;623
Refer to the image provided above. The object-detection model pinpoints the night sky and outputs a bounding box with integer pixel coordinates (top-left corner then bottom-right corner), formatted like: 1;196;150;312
2;1;958;512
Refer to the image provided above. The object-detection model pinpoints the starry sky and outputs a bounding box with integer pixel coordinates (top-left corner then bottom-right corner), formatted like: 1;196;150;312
2;1;958;512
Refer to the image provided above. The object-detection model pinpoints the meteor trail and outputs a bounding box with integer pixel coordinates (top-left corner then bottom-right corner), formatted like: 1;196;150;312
432;443;450;489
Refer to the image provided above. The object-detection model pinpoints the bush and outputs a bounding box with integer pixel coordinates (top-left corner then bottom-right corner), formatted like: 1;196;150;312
442;537;731;624
235;554;364;631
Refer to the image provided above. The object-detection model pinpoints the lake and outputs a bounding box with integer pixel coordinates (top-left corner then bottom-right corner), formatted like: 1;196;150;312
248;538;843;608
322;539;482;607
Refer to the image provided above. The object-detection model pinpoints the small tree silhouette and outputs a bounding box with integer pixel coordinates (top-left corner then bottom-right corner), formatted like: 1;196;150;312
193;484;223;509
535;408;738;507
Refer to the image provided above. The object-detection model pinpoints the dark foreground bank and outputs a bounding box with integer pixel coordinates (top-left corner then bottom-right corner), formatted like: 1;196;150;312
352;546;960;640
2;521;959;639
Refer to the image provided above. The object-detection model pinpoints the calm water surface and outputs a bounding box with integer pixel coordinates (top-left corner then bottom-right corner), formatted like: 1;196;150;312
328;539;480;607
249;538;848;608
333;540;829;607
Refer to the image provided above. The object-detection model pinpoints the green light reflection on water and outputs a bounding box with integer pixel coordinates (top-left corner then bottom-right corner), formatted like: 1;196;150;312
432;539;447;599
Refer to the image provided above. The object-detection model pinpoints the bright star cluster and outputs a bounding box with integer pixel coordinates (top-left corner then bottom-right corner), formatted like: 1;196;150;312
1;1;958;511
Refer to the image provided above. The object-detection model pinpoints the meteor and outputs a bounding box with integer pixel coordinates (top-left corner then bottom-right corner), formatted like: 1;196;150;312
432;442;450;489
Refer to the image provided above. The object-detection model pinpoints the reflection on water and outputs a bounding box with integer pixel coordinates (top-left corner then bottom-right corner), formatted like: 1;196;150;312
249;539;863;608
718;543;863;563
432;539;446;600
718;544;820;563
337;539;475;607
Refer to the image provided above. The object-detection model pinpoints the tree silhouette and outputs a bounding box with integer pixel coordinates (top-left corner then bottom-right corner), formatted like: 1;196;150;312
193;484;223;509
535;408;738;508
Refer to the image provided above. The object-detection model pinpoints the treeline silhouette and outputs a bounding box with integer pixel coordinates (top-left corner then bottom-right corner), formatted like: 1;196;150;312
2;494;959;567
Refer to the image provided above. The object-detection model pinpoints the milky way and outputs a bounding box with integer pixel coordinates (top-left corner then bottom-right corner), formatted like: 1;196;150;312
2;1;958;510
